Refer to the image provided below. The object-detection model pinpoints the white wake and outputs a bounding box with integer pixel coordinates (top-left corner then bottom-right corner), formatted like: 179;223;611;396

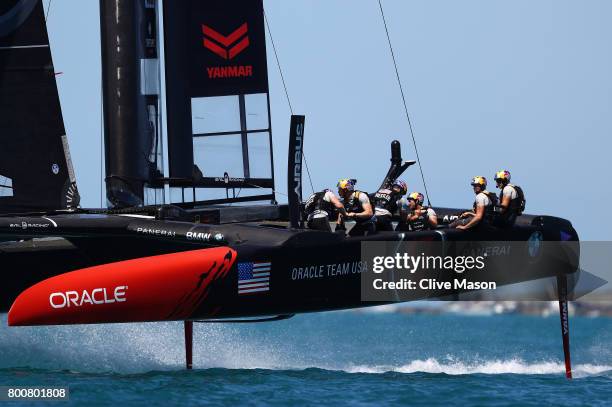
343;358;612;377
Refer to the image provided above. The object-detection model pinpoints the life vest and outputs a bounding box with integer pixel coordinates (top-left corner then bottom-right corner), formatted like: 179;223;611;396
473;191;498;225
304;191;333;218
494;184;526;227
343;190;364;213
372;188;401;213
498;184;526;216
408;207;432;231
344;191;375;224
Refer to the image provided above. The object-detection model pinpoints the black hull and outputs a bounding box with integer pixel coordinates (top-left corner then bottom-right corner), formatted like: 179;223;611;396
0;208;579;321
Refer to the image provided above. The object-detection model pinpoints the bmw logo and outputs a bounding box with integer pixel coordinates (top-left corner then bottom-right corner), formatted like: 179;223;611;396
528;231;543;258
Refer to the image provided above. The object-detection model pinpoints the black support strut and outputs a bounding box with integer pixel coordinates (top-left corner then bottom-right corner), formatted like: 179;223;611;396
184;321;193;370
557;275;572;379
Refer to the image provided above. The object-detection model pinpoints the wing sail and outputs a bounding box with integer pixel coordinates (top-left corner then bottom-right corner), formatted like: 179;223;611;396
162;0;275;205
0;0;80;214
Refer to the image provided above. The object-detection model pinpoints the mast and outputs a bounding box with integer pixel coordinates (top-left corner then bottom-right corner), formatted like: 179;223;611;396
99;0;160;208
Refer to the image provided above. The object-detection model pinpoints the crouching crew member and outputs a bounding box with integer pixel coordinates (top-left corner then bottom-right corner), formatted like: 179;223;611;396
372;179;408;231
304;189;347;232
337;178;376;236
454;176;498;230
493;170;526;227
399;192;438;231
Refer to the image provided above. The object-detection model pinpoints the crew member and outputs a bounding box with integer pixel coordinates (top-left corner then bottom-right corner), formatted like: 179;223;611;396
372;179;408;231
303;189;347;232
399;192;438;231
337;179;376;236
454;176;498;230
493;170;526;227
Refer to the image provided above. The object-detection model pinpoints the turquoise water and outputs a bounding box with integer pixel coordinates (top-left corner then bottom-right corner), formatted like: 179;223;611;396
1;311;610;406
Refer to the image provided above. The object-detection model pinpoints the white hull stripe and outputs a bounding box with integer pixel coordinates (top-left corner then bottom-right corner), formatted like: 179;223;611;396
238;287;270;294
41;217;57;227
239;277;269;284
0;44;49;50
239;282;269;289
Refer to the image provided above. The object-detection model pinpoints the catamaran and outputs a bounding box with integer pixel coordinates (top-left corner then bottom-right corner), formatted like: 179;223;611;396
0;0;578;377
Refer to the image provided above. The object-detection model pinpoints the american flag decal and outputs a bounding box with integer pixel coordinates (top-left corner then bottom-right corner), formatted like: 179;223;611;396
238;261;271;295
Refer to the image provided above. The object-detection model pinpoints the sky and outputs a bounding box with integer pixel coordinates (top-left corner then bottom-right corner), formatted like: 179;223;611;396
45;0;612;240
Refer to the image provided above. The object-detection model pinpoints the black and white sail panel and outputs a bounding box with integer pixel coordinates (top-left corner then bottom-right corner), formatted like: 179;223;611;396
163;0;274;204
0;0;79;214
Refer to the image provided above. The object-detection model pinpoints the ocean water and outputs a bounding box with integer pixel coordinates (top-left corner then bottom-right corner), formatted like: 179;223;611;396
0;311;610;406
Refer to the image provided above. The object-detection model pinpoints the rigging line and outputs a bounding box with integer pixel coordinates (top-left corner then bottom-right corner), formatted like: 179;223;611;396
302;151;315;195
45;0;52;21
100;75;104;208
264;10;314;195
377;0;432;206
246;182;289;198
264;10;293;115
